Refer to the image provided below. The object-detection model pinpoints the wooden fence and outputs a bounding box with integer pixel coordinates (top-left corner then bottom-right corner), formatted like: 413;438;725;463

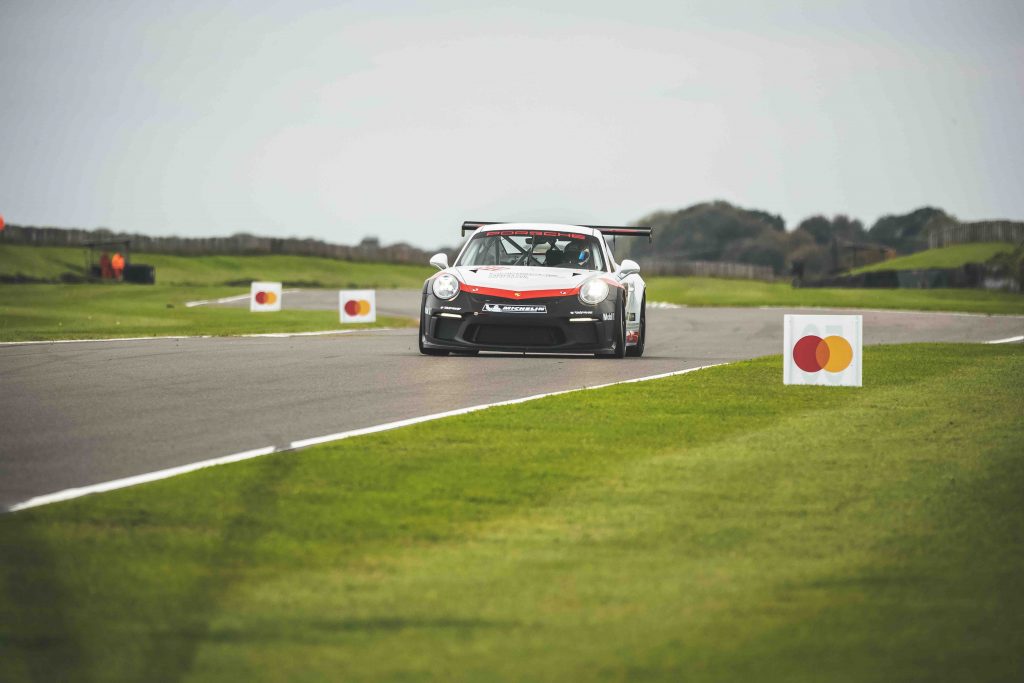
928;221;1024;249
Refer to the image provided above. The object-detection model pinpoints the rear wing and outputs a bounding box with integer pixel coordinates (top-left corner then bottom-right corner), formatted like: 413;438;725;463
461;221;653;242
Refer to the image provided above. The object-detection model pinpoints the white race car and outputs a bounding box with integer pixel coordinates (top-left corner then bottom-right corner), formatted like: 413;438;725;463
419;221;651;358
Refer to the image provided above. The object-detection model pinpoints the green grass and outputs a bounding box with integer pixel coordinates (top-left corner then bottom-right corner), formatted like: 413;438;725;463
0;244;87;281
851;242;1016;274
0;244;428;341
0;284;413;341
647;276;1024;314
0;243;434;288
2;344;1022;682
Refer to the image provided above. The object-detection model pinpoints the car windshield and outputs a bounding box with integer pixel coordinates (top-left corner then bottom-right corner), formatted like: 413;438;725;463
457;229;607;271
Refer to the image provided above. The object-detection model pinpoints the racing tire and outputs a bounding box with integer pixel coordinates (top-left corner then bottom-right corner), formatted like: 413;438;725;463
595;297;627;359
418;304;449;356
626;295;646;358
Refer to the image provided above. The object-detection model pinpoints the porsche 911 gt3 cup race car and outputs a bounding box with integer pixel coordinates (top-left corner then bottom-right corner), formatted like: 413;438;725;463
419;221;652;358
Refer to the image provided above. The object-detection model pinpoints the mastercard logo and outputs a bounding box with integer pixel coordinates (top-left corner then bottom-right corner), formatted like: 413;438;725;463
254;290;278;305
792;335;853;373
343;299;372;316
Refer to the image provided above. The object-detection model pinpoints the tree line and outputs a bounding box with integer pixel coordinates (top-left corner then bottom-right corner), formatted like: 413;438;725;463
622;202;957;276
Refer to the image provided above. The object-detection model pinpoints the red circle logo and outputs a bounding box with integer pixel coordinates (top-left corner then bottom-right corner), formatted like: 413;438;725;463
254;291;277;305
344;299;371;316
792;335;853;373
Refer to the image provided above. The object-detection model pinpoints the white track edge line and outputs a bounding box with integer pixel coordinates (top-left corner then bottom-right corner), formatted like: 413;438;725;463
239;328;395;339
0;335;208;346
184;289;301;308
6;363;725;513
986;335;1024;344
184;293;250;307
7;447;279;512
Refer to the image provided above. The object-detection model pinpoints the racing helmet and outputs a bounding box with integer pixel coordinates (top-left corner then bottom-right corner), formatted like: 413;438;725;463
563;239;591;268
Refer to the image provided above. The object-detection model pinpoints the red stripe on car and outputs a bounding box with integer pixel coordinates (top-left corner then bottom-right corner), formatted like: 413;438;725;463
459;277;622;299
459;283;581;299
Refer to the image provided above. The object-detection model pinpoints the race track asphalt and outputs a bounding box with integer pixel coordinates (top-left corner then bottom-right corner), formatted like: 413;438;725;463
1;289;1021;509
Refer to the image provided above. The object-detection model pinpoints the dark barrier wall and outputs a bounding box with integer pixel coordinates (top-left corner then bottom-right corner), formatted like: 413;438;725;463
637;258;775;281
800;264;1020;292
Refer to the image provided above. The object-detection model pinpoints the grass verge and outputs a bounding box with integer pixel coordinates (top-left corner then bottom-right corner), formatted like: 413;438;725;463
1;344;1022;682
5;245;1021;320
647;276;1024;314
851;242;1015;274
0;244;434;288
0;284;413;342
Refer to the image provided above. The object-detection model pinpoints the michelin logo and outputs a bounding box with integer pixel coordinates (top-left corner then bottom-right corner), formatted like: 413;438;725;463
483;303;547;314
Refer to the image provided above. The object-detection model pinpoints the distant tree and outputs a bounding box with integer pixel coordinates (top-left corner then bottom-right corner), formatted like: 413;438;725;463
831;215;867;242
626;200;787;263
793;215;866;246
787;242;830;278
722;230;790;273
795;216;833;245
625;200;958;277
743;209;786;232
868;207;954;254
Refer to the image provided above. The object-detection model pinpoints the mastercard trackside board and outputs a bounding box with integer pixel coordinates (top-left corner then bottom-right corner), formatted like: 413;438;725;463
783;314;862;387
250;281;283;312
340;289;376;324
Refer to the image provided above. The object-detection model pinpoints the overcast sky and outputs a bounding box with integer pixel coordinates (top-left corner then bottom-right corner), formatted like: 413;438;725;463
1;0;1021;249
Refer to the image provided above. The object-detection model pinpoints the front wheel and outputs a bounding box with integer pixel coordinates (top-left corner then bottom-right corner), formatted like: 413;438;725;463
626;295;646;357
418;304;449;356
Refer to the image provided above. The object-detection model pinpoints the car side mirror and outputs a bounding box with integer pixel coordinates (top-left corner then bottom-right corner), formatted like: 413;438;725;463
429;253;449;271
617;259;640;278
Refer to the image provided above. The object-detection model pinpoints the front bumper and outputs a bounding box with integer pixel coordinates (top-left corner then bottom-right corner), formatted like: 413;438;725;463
421;289;620;353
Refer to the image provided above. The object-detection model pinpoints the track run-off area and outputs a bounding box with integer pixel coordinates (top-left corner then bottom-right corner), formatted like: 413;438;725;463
1;289;1022;510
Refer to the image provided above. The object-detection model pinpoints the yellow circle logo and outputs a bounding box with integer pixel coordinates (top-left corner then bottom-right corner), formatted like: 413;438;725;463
792;335;853;373
344;299;372;316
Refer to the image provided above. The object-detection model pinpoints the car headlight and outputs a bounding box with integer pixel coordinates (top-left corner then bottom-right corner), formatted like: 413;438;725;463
579;278;610;305
431;273;460;300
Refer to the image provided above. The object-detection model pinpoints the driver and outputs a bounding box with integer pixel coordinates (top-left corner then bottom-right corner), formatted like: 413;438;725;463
563;239;591;268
